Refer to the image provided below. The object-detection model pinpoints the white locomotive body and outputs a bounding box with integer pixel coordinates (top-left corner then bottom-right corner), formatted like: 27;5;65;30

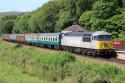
61;31;115;56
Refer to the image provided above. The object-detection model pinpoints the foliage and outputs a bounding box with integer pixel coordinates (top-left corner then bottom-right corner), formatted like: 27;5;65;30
0;15;17;34
60;0;96;18
118;31;125;41
79;0;125;39
37;51;75;67
28;16;40;33
33;1;60;33
92;0;120;19
13;14;31;33
55;11;73;32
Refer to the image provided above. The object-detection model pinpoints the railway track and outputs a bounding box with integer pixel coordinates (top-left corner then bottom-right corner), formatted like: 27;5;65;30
75;53;125;65
4;41;125;65
23;43;125;65
116;51;125;54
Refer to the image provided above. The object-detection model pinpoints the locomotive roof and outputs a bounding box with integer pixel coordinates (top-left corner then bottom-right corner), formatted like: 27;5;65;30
64;32;93;36
63;31;111;36
92;31;111;36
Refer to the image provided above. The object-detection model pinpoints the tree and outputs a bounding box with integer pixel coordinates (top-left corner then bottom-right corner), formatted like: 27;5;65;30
55;11;73;32
79;11;93;31
79;0;125;39
34;1;60;33
60;0;96;18
92;0;119;19
0;15;17;34
28;16;40;33
119;31;125;41
13;14;31;33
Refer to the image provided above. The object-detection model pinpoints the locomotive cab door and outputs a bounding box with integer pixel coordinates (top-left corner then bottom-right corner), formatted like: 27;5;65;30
91;36;98;49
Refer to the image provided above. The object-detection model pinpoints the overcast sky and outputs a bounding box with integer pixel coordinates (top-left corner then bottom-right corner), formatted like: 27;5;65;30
0;0;49;12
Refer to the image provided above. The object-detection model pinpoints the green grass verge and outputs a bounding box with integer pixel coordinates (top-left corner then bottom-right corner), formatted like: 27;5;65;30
0;61;50;83
0;41;125;83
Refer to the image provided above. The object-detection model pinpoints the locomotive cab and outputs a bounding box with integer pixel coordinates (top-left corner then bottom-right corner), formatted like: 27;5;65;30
91;31;115;56
97;35;113;49
91;31;113;50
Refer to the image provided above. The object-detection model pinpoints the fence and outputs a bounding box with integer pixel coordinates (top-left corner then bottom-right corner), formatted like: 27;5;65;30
113;40;125;50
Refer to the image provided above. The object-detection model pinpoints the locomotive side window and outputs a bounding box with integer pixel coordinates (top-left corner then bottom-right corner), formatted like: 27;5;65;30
82;36;91;42
94;36;97;40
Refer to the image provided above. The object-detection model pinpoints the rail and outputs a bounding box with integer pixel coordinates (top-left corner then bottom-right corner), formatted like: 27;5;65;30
116;51;125;54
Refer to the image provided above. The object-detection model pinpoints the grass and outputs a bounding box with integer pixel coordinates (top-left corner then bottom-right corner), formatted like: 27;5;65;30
0;61;50;83
0;41;125;83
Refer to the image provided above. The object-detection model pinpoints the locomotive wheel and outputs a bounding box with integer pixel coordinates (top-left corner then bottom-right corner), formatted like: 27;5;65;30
87;52;92;56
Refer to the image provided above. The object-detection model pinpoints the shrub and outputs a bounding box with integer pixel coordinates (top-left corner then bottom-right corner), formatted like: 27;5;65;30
14;43;22;48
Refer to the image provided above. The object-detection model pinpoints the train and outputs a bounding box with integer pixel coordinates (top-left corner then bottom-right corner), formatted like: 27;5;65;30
1;31;116;57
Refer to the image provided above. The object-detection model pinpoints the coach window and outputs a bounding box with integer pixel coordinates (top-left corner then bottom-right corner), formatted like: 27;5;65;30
45;37;46;41
55;37;57;42
41;37;43;40
52;37;53;41
55;37;57;41
42;37;44;40
46;37;48;41
50;37;51;41
42;37;44;41
51;37;52;41
49;37;51;41
43;36;45;41
45;37;47;41
57;37;58;41
50;37;52;41
48;37;49;41
44;37;45;41
52;37;54;41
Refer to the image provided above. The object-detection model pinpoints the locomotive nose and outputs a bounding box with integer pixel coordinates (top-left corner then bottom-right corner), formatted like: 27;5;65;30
98;41;113;49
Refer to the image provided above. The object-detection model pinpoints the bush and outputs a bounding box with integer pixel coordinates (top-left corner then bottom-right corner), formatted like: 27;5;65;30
36;52;75;81
37;52;75;67
66;60;121;83
118;31;125;41
14;43;22;48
